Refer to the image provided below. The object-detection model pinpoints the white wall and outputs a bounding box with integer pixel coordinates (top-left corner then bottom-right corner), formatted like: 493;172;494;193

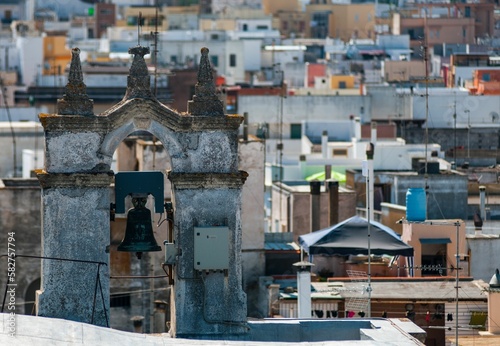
0;121;44;178
412;91;500;128
0;41;20;72
453;66;498;87
16;36;43;87
236;18;272;32
159;39;246;83
242;39;261;72
238;95;371;132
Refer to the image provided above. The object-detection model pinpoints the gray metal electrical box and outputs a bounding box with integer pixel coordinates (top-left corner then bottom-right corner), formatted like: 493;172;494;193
164;242;177;265
194;227;229;270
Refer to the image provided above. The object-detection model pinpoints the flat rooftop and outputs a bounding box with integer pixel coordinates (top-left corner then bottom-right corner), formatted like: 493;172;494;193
1;313;425;345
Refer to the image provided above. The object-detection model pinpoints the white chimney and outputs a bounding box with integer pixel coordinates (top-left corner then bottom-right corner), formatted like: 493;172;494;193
294;261;314;318
299;154;306;176
371;121;377;144
321;130;328;158
354;117;361;140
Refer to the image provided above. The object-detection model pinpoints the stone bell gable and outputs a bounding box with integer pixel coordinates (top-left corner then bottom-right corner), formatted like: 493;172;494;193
36;45;248;337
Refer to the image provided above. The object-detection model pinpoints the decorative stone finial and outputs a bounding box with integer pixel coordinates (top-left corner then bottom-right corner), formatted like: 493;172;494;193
187;47;224;116
123;45;153;100
57;47;94;116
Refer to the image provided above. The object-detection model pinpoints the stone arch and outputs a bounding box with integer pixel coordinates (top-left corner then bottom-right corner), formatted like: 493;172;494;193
100;118;181;168
36;46;248;338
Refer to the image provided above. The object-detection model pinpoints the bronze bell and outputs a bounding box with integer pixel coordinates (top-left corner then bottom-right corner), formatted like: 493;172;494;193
117;197;161;257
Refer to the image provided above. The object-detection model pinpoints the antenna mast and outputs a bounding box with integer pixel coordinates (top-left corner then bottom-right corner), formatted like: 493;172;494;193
152;0;159;97
137;12;142;46
423;5;429;211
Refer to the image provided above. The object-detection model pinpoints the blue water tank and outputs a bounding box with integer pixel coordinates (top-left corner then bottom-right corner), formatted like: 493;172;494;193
406;188;426;221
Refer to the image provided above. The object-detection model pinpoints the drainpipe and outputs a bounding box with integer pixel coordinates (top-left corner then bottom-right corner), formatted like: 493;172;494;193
310;180;321;233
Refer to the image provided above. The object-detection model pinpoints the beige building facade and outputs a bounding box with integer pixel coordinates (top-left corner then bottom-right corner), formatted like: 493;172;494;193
401;220;468;278
306;3;376;42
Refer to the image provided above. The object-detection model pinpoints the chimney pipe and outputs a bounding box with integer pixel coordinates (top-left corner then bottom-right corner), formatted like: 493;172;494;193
299;154;306;177
479;186;486;221
310;180;321;233
327;180;339;225
321;130;328;158
354;117;361;141
371;121;377;144
366;143;375;221
243;112;249;141
131;315;145;333
325;165;332;182
294;261;314;318
474;211;483;236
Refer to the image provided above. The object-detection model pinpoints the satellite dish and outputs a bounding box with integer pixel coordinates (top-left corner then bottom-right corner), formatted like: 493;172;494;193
490;111;499;123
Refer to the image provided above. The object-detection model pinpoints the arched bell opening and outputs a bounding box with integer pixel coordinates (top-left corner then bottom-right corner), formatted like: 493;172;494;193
108;131;173;333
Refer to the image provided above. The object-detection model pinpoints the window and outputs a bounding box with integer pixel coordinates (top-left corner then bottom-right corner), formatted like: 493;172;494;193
242;24;248;31
465;6;471;18
100;9;113;15
483;73;490;82
311;12;330;38
257;25;268;30
110;293;131;308
333;149;347;157
229;54;236;67
127;16;144;26
211;55;219;67
420;241;448;276
339;81;346;89
290;124;302;139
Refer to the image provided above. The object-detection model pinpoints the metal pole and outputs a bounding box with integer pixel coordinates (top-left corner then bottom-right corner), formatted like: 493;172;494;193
455;221;460;346
367;170;372;317
454;95;457;165
365;143;374;317
150;263;154;332
466;109;470;161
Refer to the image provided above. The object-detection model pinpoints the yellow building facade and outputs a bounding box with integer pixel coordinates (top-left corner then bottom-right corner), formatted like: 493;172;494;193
43;36;71;76
330;75;355;89
262;0;301;15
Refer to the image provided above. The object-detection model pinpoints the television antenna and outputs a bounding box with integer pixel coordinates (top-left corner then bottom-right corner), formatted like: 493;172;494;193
344;270;370;315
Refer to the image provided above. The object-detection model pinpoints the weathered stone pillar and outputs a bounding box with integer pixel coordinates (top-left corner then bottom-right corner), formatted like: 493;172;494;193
36;172;112;326
168;172;248;337
36;46;111;326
